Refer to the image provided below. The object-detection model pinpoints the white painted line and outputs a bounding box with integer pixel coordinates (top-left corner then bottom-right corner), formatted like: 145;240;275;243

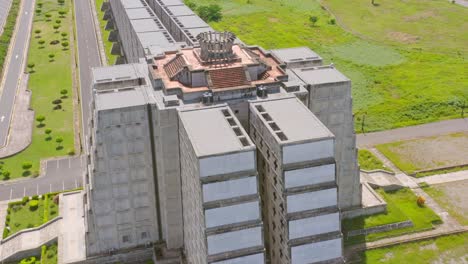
62;181;65;191
15;54;18;59
23;187;26;197
56;160;59;169
50;183;52;193
36;184;39;195
75;178;78;189
9;189;13;200
0;115;4;122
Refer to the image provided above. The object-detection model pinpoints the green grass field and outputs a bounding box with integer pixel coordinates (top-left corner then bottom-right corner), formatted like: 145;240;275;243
359;233;468;264
190;0;468;132
3;194;59;238
0;0;75;180
95;0;118;65
358;149;391;172
342;188;441;245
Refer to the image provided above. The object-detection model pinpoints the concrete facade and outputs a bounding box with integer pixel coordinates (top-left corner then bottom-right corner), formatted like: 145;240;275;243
81;0;362;263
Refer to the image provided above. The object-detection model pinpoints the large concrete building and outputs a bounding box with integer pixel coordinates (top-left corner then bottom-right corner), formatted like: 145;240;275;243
82;0;362;262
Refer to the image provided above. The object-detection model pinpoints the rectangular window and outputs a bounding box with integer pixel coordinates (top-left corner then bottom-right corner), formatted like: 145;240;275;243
122;235;130;243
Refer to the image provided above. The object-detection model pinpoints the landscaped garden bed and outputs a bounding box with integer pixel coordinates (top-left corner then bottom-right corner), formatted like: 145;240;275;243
342;188;442;245
2;193;59;238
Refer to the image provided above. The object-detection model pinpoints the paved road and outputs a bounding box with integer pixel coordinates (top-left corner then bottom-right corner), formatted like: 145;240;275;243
0;0;34;147
357;118;468;147
75;0;102;145
0;156;83;201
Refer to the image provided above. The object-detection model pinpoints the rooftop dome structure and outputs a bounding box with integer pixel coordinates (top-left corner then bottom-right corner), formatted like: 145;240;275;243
196;31;237;63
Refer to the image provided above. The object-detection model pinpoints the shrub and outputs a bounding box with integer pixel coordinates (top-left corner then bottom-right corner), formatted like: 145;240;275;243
22;196;29;205
45;128;52;135
68;149;75;156
22;162;33;170
33;171;40;177
329;18;336;25
197;4;222;22
2;171;10;180
32;195;39;200
29;200;39;210
309;15;318;26
417;196;426;207
52;99;62;104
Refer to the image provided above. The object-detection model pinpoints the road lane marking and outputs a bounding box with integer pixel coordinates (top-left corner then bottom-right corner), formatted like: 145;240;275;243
9;189;13;201
75;178;78;189
36;184;39;195
50;184;52;193
23;187;26;197
62;181;65;191
0;116;4;122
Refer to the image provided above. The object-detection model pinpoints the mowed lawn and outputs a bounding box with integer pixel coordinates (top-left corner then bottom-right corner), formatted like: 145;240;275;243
359;233;468;264
190;0;468;132
0;0;75;180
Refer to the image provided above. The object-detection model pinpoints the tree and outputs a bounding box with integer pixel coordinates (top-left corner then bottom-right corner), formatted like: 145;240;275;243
36;115;45;126
56;137;63;149
61;32;68;38
22;162;32;171
45;128;52;135
185;0;197;10
38;40;45;47
27;63;35;73
37;2;43;8
48;53;55;62
36;9;42;15
197;4;222;22
45;13;52;20
61;41;69;49
60;89;68;98
58;10;67;17
53;24;60;32
55;19;61;24
58;0;65;5
2;171;10;180
455;99;467;118
309;15;318;26
34;29;41;34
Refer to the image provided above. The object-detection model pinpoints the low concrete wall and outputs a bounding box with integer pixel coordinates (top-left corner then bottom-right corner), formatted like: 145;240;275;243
347;220;414;237
342;183;387;219
71;248;154;264
0;217;61;262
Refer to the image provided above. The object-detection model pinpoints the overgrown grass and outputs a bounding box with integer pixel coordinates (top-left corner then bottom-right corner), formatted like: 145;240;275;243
0;0;21;76
424;185;468;226
3;193;59;238
415;165;468;178
0;0;75;180
359;233;468;264
342;188;441;245
94;0;117;65
358;149;391;172
189;0;468;132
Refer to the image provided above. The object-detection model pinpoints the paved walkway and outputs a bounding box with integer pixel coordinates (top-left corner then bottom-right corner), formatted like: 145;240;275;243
415;170;468;185
357;118;468;147
0;74;33;158
453;0;468;7
58;191;86;264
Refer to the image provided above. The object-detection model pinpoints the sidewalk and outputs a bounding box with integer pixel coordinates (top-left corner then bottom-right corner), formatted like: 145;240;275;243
0;74;33;158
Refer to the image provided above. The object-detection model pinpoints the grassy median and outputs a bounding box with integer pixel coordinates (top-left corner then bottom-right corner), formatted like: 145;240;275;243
0;0;75;180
